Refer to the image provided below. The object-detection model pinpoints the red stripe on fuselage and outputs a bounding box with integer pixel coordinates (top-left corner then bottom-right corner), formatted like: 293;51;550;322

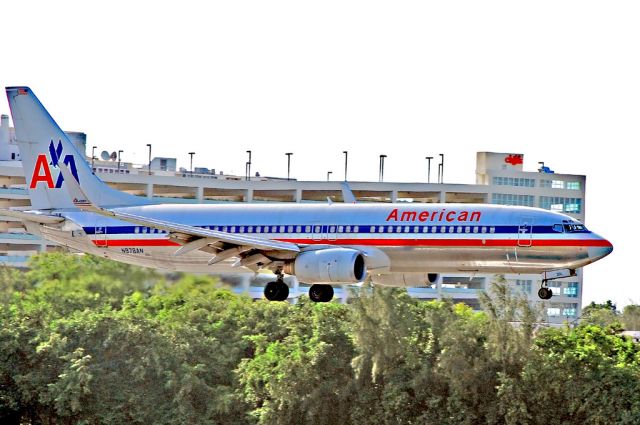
90;238;610;248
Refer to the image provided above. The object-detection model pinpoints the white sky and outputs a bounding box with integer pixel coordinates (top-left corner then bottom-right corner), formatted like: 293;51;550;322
1;1;638;308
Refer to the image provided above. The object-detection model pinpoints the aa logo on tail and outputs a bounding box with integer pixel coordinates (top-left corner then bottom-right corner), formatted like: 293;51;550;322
30;140;80;189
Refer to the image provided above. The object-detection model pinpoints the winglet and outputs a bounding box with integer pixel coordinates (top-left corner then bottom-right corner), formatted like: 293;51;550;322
57;161;104;214
341;182;357;203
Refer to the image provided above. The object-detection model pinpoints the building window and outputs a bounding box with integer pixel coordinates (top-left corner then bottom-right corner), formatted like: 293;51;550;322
492;193;535;207
515;279;532;294
552;180;565;189
566;181;581;190
539;197;582;213
493;176;535;187
547;308;561;317
563;282;579;298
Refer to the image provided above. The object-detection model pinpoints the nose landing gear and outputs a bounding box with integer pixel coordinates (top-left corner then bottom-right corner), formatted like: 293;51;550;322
537;269;577;300
537;284;553;300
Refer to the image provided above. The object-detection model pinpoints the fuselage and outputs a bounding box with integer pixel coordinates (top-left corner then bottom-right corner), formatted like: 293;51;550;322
40;202;612;283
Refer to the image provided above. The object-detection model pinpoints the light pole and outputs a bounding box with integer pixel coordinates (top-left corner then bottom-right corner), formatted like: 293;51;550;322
426;156;433;183
146;144;152;175
246;150;252;181
285;152;293;180
188;152;195;175
343;150;348;181
327;171;332;181
91;146;97;173
379;154;387;182
438;153;444;183
117;150;123;172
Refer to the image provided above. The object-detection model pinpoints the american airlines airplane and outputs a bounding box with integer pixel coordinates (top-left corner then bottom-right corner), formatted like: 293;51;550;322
2;86;613;302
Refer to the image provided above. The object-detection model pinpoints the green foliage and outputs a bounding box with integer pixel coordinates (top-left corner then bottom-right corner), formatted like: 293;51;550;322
1;256;639;424
622;304;640;331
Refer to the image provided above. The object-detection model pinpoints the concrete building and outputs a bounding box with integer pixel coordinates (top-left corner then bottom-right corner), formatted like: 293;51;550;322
0;116;586;324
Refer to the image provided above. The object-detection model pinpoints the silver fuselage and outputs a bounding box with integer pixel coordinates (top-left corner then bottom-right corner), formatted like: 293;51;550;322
37;203;612;286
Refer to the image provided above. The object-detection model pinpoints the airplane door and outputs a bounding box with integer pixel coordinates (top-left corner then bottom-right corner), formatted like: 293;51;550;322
517;217;533;247
94;220;107;247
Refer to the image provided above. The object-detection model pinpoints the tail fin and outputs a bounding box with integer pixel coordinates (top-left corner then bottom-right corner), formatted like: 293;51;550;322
5;86;148;210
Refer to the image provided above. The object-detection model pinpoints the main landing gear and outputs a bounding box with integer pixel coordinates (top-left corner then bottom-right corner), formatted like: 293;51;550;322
263;270;335;303
264;279;289;301
537;268;577;300
308;284;334;303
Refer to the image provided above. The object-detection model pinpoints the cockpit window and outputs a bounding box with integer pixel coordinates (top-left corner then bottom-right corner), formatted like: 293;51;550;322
560;223;588;233
552;224;564;233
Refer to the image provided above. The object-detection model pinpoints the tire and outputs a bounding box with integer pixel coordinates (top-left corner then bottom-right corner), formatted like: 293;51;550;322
309;284;324;302
309;284;334;303
275;281;289;301
264;281;279;301
321;285;334;302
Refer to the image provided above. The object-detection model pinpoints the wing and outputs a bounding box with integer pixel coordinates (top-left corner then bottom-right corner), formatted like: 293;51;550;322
0;208;65;224
57;162;299;267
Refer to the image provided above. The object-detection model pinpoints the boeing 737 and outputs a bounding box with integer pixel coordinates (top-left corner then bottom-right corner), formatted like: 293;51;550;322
2;86;613;302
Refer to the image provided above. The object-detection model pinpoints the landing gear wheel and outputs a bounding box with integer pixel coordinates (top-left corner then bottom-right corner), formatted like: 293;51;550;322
264;281;289;301
537;287;553;300
309;284;334;303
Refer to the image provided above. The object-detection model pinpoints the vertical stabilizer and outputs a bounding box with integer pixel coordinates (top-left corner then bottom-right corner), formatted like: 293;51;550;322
5;86;148;209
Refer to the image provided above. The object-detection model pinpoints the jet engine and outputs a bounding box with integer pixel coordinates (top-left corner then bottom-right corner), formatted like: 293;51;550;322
286;248;367;283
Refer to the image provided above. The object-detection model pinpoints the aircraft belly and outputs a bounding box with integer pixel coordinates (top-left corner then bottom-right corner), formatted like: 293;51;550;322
382;245;589;274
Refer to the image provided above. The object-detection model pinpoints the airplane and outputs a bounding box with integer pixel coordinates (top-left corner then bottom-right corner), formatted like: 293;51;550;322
2;86;613;302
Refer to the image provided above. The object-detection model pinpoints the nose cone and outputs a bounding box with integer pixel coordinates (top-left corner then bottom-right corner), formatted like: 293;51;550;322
588;234;613;262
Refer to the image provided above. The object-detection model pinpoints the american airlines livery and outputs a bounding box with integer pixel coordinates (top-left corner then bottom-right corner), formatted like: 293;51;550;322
2;86;613;302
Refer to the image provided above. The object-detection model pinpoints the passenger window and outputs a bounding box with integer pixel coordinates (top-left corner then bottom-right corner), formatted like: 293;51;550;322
490;227;495;233
441;226;446;233
465;226;470;233
431;226;437;233
473;226;478;233
481;226;487;233
329;226;336;233
404;226;410;233
449;227;454;233
142;227;147;234
239;226;245;233
346;225;352;233
134;227;140;234
222;226;228;232
314;225;321;233
378;226;384;233
305;225;311;233
279;226;285;233
287;226;293;233
457;226;462;233
230;226;236;233
370;226;375;233
354;226;359;233
296;226;301;233
248;226;253;233
256;226;261;233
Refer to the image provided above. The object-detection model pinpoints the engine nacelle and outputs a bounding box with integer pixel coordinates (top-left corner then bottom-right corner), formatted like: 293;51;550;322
287;248;367;283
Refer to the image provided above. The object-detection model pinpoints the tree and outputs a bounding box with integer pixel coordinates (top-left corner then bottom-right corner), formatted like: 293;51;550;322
622;304;640;331
582;300;620;328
